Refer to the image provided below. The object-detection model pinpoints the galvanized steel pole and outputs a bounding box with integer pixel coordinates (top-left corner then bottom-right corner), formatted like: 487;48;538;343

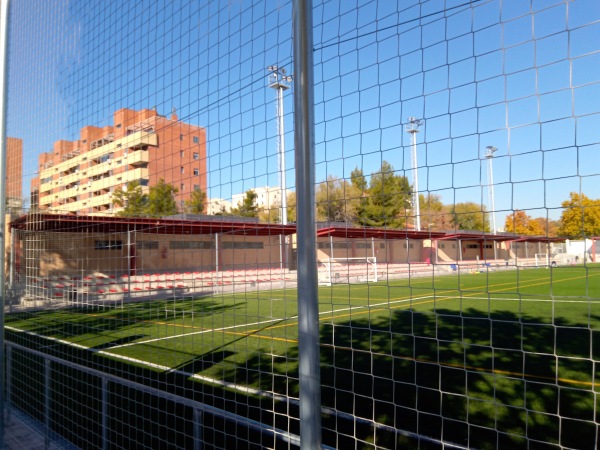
0;0;11;445
293;0;322;448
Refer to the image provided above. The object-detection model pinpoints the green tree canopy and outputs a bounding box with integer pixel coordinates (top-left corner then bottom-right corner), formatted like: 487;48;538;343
316;176;359;223
183;189;207;214
360;161;411;228
146;178;179;217
418;193;453;230
231;190;258;218
557;192;600;237
112;180;148;217
286;191;296;223
451;202;490;231
504;210;545;236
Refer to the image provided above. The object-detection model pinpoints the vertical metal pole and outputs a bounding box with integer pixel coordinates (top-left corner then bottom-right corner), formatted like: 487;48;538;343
126;228;130;307
371;237;377;281
44;359;51;446
215;233;219;274
193;408;203;450
277;87;288;272
277;87;288;227
102;378;108;450
0;1;11;445
293;1;322;448
8;228;13;289
5;345;11;410
279;235;284;273
410;130;420;231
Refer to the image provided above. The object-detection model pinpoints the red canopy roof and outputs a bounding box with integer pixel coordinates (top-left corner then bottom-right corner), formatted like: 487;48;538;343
10;213;297;237
316;226;446;240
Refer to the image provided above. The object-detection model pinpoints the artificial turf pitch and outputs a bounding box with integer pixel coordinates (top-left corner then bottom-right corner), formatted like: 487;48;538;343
6;264;600;448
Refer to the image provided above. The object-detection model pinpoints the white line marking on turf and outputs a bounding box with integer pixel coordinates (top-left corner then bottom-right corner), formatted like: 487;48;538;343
110;316;294;349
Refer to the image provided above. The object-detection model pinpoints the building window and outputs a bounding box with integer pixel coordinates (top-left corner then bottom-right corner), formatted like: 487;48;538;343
467;244;478;249
193;152;199;160
180;134;184;141
116;124;122;129
170;241;214;249
193;184;200;191
180;166;184;174
95;240;123;250
222;241;264;249
180;151;184;157
193;168;199;176
138;241;159;250
181;184;185;191
193;136;199;144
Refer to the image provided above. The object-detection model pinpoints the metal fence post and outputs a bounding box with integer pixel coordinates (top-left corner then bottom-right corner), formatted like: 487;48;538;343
44;359;51;447
293;0;322;448
0;0;12;446
193;408;203;450
102;378;108;450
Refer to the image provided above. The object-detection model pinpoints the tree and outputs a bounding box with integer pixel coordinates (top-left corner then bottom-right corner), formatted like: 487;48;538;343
419;193;453;230
258;200;281;223
557;192;600;237
183;189;206;214
112;180;148;217
451;202;490;231
146;178;179;217
361;161;411;228
286;191;296;223
504;210;545;235
532;217;560;237
316;176;356;223
350;167;368;224
232;189;258;218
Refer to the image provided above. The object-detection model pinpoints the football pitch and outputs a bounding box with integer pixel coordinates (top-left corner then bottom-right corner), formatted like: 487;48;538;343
6;264;600;448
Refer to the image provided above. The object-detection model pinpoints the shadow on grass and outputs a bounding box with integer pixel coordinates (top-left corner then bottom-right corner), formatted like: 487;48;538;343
216;306;599;450
7;303;600;450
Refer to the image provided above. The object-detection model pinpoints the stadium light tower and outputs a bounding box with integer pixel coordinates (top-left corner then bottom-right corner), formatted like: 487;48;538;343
268;65;292;226
485;146;498;235
405;117;422;231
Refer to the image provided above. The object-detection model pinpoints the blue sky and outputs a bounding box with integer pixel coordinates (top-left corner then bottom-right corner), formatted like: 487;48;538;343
6;0;600;223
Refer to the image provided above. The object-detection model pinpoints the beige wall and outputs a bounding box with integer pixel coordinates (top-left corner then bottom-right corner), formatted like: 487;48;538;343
314;237;424;263
23;231;286;277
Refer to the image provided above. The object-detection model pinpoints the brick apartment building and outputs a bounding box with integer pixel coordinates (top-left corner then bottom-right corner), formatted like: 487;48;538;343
31;108;207;215
6;137;22;209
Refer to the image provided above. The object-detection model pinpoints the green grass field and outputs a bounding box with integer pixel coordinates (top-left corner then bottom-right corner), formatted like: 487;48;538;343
7;264;600;448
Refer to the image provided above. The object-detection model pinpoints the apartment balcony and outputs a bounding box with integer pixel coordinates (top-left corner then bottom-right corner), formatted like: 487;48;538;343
125;148;149;166
38;131;157;179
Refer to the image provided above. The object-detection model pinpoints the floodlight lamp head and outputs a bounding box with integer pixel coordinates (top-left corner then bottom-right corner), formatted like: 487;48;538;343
485;146;498;158
405;117;422;133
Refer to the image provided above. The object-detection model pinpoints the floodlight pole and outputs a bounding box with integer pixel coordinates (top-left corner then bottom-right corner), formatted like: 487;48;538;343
485;146;498;260
268;65;292;227
268;65;292;271
405;118;422;231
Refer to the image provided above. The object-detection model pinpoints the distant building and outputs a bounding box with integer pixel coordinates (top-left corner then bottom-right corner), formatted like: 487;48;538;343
6;137;22;209
206;198;232;215
231;186;287;211
31;108;207;215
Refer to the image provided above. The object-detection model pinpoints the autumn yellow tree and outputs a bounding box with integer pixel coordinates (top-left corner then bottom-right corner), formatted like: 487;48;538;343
531;217;560;237
557;192;600;237
504;210;545;235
